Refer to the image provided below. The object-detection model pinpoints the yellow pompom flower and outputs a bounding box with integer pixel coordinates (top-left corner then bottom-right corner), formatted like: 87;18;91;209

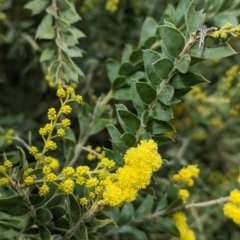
75;95;83;103
24;168;34;177
179;189;189;204
58;179;74;194
45;140;57;150
86;178;99;188
66;87;74;95
49;158;59;170
62;167;75;178
29;146;38;156
4;160;13;169
80;197;88;206
76;176;85;185
61;105;72;114
39;184;50;196
99;158;115;169
45;173;57;182
0;166;6;173
172;212;196;240
47;108;57;120
42;165;51;175
76;166;90;176
24;176;35;185
57;88;66;98
105;0;119;12
103;183;125;207
229;189;240;204
173;165;200;187
0;177;9;185
223;202;240;225
57;128;65;137
62;118;71;127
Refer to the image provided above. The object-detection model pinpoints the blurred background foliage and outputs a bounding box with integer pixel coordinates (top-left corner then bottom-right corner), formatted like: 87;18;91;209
1;0;240;239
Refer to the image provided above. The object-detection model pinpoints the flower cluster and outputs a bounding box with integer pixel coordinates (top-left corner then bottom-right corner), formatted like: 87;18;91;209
173;165;200;203
0;160;13;186
223;189;240;225
105;0;119;12
102;139;162;207
172;212;196;240
209;23;240;39
3;129;15;144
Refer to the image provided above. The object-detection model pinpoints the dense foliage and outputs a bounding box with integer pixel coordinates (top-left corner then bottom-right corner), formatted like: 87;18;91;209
1;0;240;239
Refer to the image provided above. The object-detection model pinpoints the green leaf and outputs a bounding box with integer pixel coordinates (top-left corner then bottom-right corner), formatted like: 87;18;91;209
159;25;185;58
113;88;131;100
159;85;174;105
50;206;67;219
56;17;70;32
158;217;180;237
35;14;55;39
120;132;136;147
131;82;146;113
135;195;153;219
68;194;80;223
135;82;156;104
171;72;208;89
190;43;237;60
69;27;86;39
46;193;66;209
122;44;133;63
36;208;53;223
176;54;190;73
59;7;81;24
213;12;238;28
90;118;114;135
153;58;174;80
56;0;71;10
119;62;134;77
151;102;173;121
39;225;51;240
54;217;70;230
119;203;134;224
65;46;83;58
74;226;88;240
117;109;141;133
106;59;119;84
185;0;206;33
91;217;117;231
139;17;158;47
173;88;192;99
130;49;143;66
147;120;175;135
143;50;161;85
112;76;127;90
24;0;49;15
166;198;183;212
40;49;55;62
154;136;174;146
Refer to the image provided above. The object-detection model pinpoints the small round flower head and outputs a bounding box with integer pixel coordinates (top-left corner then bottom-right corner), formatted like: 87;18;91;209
76;166;90;176
223;202;240;225
4;160;13;169
45;140;57;150
42;165;51;175
47;108;57;121
76;176;85;185
57;128;65;137
49;158;59;170
229;189;240;205
57;88;66;98
24;168;34;177
179;189;189;204
103;183;125;207
95;186;103;195
0;177;9;185
75;95;83;103
45;173;57;182
80;197;88;206
61;105;72;114
87;153;96;161
66;87;74;95
39;127;47;136
90;192;95;199
62;167;75;178
24;176;35;185
62;118;71;127
58;179;74;194
39;184;50;196
99;158;115;169
86;178;99;188
29;146;38;156
0;166;7;173
34;153;42;161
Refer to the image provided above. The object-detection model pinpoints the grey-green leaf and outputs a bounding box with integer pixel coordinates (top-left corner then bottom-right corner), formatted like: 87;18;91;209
153;58;174;79
135;82;156;104
36;208;53;223
176;54;190;73
24;0;49;15
147;120;175;135
40;49;55;62
190;43;237;60
35;14;55;39
151;102;173;121
159;25;185;58
185;0;206;33
143;49;161;85
159;85;174;105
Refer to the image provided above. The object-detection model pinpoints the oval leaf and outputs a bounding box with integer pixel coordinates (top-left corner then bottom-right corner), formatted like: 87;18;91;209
135;82;156;104
153;58;174;79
